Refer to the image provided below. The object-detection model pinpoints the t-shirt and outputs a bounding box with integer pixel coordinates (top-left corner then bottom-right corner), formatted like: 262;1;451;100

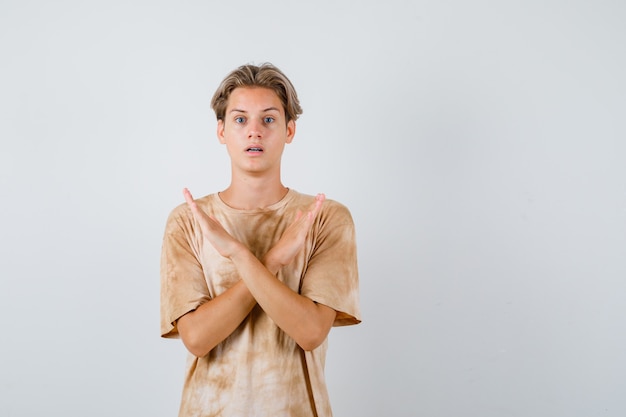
160;189;361;417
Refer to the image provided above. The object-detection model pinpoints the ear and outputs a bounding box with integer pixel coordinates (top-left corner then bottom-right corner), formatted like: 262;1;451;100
285;120;296;144
217;119;225;144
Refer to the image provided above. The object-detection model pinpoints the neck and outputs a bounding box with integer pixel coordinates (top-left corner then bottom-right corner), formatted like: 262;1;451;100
219;175;289;210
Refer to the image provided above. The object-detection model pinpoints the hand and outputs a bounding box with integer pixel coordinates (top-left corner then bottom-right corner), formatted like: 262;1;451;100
183;188;243;259
264;193;325;270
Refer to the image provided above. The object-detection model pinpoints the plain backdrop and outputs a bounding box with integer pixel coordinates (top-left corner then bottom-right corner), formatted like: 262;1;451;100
1;1;625;416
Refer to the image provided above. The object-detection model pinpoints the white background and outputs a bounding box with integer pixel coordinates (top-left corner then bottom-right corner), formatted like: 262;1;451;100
1;1;625;416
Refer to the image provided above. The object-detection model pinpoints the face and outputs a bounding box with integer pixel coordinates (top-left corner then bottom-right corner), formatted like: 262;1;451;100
218;87;295;177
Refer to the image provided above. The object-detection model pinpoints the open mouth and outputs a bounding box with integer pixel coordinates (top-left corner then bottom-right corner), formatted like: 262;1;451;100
247;147;263;152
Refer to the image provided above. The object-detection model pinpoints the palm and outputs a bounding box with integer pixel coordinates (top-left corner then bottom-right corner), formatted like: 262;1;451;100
183;188;241;258
267;194;325;268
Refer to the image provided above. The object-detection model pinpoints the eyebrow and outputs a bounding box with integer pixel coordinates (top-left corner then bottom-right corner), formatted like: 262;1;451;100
229;107;281;113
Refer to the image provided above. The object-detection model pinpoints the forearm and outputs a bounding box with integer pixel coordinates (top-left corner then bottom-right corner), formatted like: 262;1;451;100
176;280;256;357
231;247;336;351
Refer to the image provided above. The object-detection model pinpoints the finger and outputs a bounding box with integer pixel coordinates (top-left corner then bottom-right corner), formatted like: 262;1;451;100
303;194;322;217
297;195;322;228
183;188;201;214
183;187;195;205
183;188;212;224
310;193;325;218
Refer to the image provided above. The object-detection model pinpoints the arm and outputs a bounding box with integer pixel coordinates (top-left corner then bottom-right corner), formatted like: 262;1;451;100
176;280;256;357
183;188;336;351
231;247;337;351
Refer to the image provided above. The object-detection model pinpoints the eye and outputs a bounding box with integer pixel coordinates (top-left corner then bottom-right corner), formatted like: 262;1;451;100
235;116;245;124
263;116;275;124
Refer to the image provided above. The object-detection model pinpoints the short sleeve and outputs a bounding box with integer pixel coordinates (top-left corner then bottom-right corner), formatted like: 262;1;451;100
160;207;210;338
300;201;361;326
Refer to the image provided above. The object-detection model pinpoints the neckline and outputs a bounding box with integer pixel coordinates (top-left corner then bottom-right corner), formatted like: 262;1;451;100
215;188;296;213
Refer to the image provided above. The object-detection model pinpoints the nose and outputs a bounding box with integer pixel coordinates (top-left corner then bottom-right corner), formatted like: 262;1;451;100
247;119;263;139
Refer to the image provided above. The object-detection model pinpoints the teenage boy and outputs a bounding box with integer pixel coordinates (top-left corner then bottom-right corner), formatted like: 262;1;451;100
160;63;361;417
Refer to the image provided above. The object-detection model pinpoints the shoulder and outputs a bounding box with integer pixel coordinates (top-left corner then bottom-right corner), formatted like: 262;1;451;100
164;193;217;233
321;198;354;225
291;190;351;210
290;190;354;226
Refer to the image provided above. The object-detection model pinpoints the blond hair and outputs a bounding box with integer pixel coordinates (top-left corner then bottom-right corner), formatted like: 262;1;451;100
211;63;302;123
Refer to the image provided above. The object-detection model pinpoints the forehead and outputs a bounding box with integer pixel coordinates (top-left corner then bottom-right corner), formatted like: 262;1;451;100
227;87;284;113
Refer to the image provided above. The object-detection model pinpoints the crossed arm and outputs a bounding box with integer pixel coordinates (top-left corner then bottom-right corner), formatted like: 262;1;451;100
176;189;337;357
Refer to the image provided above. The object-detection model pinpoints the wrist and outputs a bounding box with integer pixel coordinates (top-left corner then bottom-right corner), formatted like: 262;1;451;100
228;242;250;261
261;252;282;275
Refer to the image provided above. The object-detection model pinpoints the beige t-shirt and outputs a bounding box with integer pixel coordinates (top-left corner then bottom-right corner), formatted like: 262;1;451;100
160;189;361;417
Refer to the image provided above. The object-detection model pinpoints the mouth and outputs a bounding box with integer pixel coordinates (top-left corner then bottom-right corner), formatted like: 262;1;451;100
246;147;263;153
